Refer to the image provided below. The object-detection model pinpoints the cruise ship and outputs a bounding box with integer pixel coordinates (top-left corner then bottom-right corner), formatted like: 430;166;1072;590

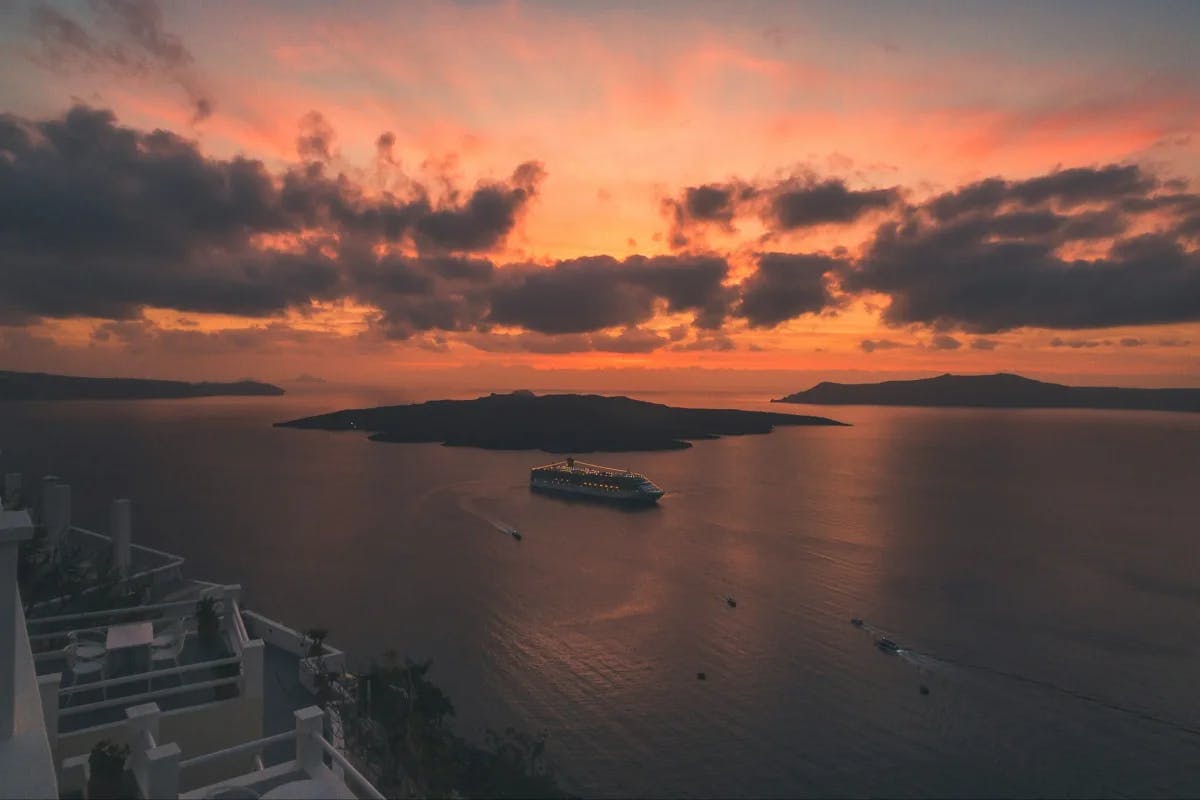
530;457;665;504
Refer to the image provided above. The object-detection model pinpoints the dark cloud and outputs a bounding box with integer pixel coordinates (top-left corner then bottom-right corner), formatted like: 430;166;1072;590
671;332;736;351
1120;337;1144;347
860;339;908;353
770;179;899;230
461;327;671;354
841;165;1200;332
3;104;1198;352
0;105;542;324
414;161;545;252
929;165;1158;220
31;1;214;121
664;175;896;247
485;254;732;334
736;253;844;328
685;184;739;224
297;111;336;162
662;181;752;247
1050;337;1106;348
970;338;1000;351
929;334;962;350
376;132;396;163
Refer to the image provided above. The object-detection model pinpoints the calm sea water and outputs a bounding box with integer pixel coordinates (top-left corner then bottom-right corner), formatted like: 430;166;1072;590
2;388;1199;798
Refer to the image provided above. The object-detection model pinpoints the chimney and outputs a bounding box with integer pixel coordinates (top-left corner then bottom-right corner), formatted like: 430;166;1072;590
42;480;70;550
111;499;132;577
39;476;60;527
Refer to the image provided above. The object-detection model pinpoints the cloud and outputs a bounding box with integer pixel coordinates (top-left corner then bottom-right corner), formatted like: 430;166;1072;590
928;165;1157;220
671;332;736;351
664;175;898;247
840;164;1200;333
414;161;546;252
2;104;1198;356
460;327;671;354
928;334;962;350
1120;337;1144;347
31;1;214;121
0;104;543;324
770;179;899;230
1050;337;1108;348
860;339;908;353
296;110;336;162
484;254;732;335
736;252;844;328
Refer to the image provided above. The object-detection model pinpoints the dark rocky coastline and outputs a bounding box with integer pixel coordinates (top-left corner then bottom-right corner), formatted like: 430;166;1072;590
0;370;284;401
277;391;846;452
775;372;1200;412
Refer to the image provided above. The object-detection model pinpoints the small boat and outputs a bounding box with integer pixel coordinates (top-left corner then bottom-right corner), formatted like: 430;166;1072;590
876;637;900;653
850;618;864;627
726;596;737;608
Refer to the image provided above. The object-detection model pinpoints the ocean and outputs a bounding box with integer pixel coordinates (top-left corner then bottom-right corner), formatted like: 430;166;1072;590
2;387;1198;798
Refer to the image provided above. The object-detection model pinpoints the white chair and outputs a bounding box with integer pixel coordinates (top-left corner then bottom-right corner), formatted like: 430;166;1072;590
67;630;107;661
63;643;107;707
151;628;187;671
152;619;185;649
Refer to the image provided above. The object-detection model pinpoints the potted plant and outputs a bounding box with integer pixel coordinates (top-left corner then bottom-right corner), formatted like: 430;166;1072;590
87;740;129;799
300;627;332;698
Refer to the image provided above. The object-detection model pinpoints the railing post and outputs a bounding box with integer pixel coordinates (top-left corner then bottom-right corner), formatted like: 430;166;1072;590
145;742;181;799
241;639;264;701
0;508;35;739
60;754;88;798
110;499;132;578
126;701;161;743
37;672;61;754
294;706;325;774
126;701;162;794
3;473;20;509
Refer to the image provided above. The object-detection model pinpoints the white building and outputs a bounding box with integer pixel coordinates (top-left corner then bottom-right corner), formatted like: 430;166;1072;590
0;476;384;800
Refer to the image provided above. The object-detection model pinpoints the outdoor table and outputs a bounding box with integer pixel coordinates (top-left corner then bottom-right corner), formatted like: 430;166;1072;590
106;621;154;675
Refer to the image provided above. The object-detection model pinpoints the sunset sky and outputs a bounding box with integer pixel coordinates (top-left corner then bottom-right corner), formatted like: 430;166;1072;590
0;0;1198;389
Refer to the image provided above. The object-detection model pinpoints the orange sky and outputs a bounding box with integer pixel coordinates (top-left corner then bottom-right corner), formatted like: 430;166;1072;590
0;0;1198;389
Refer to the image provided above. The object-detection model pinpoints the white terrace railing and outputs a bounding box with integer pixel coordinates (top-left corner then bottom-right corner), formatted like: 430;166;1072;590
27;587;261;737
25;525;186;615
27;589;238;663
73;525;185;582
56;655;242;720
58;702;387;799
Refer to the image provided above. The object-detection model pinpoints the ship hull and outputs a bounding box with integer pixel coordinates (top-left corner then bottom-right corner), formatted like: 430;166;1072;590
530;477;662;505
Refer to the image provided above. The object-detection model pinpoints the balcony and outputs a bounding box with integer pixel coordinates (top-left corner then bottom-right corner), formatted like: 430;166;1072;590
28;586;248;735
59;702;383;800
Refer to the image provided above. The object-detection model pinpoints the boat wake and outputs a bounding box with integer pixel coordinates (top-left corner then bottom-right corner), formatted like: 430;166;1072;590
849;617;1200;738
456;487;523;539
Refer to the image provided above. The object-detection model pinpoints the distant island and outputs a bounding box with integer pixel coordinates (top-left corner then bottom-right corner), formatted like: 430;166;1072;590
775;373;1200;412
276;390;846;452
0;370;284;401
